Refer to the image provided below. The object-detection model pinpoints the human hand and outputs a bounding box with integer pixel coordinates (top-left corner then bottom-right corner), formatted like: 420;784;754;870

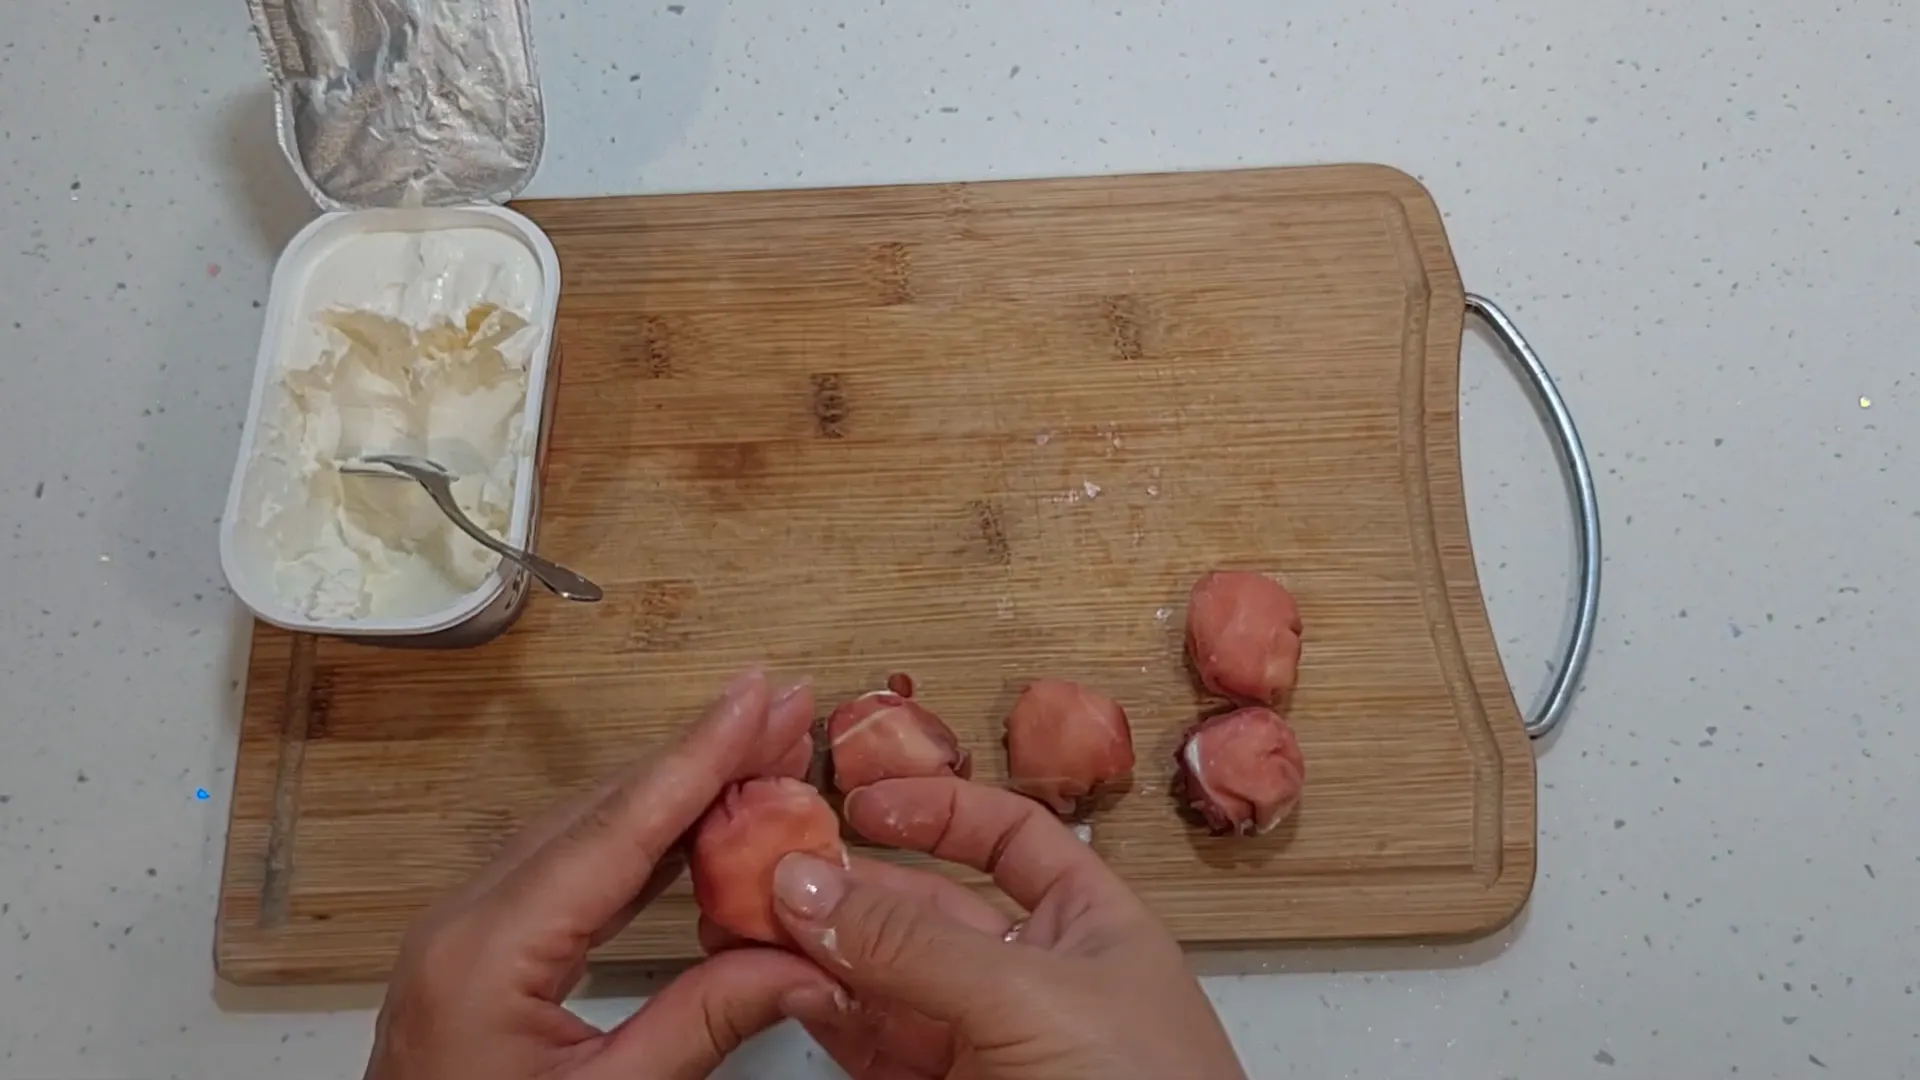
364;666;844;1080
764;777;1249;1080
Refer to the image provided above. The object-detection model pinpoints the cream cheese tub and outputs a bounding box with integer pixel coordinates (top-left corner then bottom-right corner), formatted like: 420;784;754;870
221;0;563;646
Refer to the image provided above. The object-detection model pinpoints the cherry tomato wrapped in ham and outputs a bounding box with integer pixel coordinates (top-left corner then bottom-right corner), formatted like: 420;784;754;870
1185;570;1303;706
1173;707;1305;836
689;777;847;946
1004;679;1135;816
826;687;971;793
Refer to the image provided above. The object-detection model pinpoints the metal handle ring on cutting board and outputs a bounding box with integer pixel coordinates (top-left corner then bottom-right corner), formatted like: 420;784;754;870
1464;294;1601;740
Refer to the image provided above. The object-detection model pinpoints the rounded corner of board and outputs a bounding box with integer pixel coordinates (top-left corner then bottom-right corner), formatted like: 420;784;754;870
1349;163;1443;211
211;944;264;989
1474;849;1539;940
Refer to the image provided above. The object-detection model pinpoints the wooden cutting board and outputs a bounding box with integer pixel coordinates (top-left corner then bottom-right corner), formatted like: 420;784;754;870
216;165;1535;985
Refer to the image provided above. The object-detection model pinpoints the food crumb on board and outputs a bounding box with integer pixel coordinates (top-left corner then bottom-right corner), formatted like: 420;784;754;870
1056;479;1103;506
1154;607;1174;625
1146;484;1161;497
1034;430;1053;447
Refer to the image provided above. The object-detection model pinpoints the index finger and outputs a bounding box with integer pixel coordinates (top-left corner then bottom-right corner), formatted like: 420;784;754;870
488;668;813;943
842;777;1142;916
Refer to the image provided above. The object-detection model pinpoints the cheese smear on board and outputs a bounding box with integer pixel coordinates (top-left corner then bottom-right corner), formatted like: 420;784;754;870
243;228;541;621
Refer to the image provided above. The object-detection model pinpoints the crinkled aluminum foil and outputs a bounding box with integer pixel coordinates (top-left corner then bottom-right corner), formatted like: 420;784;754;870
247;0;545;210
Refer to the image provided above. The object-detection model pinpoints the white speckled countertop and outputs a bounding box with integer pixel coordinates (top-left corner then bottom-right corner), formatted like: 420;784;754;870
3;1;1915;1077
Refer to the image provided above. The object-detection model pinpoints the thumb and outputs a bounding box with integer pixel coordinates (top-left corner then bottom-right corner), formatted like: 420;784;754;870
579;948;840;1080
773;852;1020;1027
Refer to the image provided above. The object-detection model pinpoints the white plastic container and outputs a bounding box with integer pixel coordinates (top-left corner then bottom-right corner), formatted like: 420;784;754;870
218;205;563;646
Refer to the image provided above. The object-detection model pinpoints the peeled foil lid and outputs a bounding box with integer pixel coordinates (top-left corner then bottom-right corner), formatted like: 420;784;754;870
247;0;545;210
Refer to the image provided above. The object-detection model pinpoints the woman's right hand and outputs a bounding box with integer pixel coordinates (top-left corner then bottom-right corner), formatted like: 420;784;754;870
764;777;1248;1080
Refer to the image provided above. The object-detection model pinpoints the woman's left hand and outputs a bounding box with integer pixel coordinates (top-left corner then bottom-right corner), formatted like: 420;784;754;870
364;666;842;1080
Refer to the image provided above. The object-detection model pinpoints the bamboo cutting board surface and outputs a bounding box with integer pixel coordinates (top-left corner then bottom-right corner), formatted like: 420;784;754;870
216;165;1535;985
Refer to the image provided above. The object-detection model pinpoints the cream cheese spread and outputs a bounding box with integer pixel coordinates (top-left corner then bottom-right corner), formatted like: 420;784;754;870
243;227;541;621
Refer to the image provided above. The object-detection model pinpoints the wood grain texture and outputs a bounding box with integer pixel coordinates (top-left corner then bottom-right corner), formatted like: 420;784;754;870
215;165;1535;985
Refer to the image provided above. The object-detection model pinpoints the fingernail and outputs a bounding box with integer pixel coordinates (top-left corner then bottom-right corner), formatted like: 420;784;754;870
778;984;852;1025
719;665;766;705
771;677;812;709
774;852;846;920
